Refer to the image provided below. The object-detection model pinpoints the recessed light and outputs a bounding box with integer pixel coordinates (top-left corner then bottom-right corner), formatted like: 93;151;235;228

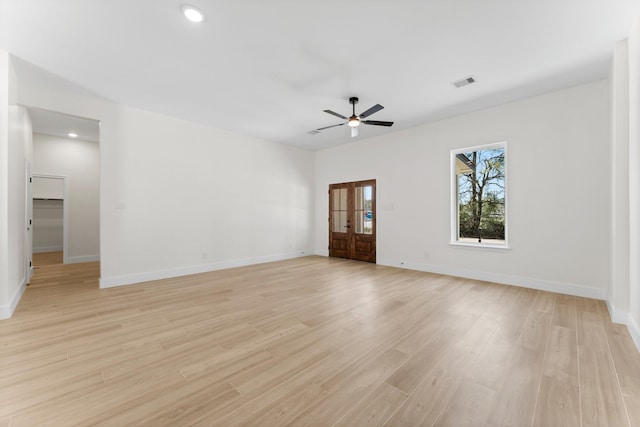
182;4;204;23
68;132;78;138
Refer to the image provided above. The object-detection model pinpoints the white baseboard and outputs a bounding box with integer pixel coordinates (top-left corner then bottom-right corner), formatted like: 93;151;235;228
0;278;27;320
33;246;63;253
376;258;606;300
605;298;640;352
605;299;628;324
315;249;329;257
628;315;640;353
99;251;311;289
65;254;100;264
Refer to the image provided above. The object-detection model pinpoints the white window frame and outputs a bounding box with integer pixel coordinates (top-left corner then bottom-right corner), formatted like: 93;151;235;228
450;141;509;250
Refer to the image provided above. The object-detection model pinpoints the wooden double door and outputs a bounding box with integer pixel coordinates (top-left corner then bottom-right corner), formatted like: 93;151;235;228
329;179;376;263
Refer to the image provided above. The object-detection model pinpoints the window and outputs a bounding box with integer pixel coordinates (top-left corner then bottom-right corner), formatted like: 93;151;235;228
451;142;507;247
355;185;373;235
331;187;348;233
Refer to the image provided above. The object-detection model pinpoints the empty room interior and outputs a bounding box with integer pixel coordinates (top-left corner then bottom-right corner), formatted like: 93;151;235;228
2;1;640;425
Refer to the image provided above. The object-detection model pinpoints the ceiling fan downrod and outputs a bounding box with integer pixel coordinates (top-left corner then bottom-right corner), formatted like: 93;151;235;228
348;97;360;127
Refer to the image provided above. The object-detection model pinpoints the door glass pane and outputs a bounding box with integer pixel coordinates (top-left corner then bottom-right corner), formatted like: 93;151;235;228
363;185;372;234
332;211;347;232
356;187;363;210
339;188;347;210
363;186;372;209
332;188;348;232
332;188;347;210
357;209;372;235
332;189;340;210
355;185;373;235
363;211;372;234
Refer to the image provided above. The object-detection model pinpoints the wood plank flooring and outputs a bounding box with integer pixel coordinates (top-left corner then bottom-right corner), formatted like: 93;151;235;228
32;251;63;267
1;256;639;426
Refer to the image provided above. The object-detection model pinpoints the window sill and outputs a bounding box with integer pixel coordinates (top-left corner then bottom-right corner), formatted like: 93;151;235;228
449;241;510;251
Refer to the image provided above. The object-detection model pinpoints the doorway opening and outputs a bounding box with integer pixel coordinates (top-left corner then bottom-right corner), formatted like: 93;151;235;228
31;175;66;268
329;179;376;263
25;107;100;272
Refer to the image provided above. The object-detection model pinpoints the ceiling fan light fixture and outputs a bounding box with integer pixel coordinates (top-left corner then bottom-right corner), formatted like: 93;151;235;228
314;96;392;136
182;4;205;23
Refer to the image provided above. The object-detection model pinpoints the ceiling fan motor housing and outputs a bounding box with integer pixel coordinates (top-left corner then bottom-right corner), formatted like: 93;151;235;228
315;96;393;135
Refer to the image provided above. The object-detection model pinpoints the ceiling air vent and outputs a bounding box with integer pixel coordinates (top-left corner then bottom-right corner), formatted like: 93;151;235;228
452;76;476;88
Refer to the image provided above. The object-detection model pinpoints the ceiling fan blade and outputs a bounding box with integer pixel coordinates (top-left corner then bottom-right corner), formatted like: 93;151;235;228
359;104;384;119
351;126;358;138
316;123;346;131
362;120;394;127
323;110;348;120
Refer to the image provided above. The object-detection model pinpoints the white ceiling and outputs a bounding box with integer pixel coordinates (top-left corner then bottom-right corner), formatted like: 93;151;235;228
2;0;638;150
28;107;100;143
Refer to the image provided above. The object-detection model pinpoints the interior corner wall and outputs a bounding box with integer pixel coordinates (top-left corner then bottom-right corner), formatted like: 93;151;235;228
609;39;631;323
315;80;610;299
33;133;99;262
14;64;315;290
7;105;32;310
628;17;640;349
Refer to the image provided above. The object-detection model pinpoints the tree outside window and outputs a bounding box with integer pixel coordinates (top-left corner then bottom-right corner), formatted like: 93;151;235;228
453;143;506;245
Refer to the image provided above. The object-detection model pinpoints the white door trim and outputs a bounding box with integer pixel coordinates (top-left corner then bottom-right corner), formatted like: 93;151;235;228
25;161;33;283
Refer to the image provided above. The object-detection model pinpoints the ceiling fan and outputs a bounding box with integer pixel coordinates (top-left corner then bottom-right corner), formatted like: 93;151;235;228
315;97;394;137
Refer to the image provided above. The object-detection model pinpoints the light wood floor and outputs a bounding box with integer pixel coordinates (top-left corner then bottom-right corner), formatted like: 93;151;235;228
2;256;640;426
32;251;63;267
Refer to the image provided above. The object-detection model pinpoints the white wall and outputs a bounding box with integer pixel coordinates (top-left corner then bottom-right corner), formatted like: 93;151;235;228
0;51;33;318
101;106;314;286
316;81;610;299
32;199;63;253
606;22;640;352
33;133;99;262
13;61;315;289
628;17;640;348
0;51;11;315
8;105;32;300
609;40;631;323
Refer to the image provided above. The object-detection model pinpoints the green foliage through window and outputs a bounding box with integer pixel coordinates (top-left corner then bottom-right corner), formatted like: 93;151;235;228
454;145;505;244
